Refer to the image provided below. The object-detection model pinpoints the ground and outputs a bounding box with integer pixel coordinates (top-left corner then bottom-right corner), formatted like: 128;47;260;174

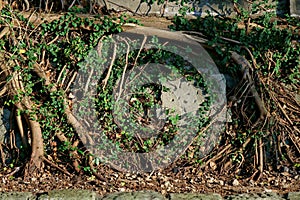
0;164;299;197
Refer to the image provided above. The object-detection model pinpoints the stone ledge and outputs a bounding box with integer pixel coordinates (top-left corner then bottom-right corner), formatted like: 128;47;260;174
290;0;300;17
0;190;299;200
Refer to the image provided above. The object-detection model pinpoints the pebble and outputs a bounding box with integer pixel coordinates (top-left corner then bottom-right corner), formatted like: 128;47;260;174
219;180;224;186
232;179;239;186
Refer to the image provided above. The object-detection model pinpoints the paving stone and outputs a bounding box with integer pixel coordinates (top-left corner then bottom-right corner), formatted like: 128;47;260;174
169;193;223;200
287;192;300;200
0;192;35;200
225;192;285;200
101;191;166;200
38;189;97;200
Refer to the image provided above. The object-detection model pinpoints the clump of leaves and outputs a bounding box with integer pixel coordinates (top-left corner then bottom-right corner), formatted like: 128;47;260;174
171;1;300;84
0;6;137;174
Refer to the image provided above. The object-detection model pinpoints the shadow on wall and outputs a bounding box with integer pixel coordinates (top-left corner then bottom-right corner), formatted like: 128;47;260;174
290;0;300;16
107;0;289;17
191;0;289;17
191;0;238;17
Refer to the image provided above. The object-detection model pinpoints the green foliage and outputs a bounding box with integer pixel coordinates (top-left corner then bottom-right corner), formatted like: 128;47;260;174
166;0;300;165
0;7;134;167
91;37;211;154
170;1;300;84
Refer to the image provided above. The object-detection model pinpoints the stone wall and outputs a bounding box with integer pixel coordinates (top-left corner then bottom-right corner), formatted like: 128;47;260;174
107;0;289;17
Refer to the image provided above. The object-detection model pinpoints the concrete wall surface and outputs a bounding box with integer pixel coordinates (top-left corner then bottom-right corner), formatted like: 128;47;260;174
290;0;300;16
106;0;288;17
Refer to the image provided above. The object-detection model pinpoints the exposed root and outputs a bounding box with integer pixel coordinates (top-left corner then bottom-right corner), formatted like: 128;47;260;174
15;110;28;149
88;155;107;182
230;51;268;120
41;156;72;177
102;42;117;90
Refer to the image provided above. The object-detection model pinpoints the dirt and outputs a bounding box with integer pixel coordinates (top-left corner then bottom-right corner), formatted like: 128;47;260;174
0;163;299;197
130;16;174;30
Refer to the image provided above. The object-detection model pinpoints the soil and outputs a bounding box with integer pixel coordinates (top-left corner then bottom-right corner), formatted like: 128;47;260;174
130;16;174;30
0;163;299;197
131;15;197;30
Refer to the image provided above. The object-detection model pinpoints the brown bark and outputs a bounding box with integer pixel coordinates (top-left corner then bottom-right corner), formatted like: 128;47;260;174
28;114;44;170
0;53;44;173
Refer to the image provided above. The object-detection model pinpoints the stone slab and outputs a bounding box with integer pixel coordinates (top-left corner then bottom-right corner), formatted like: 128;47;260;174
101;191;166;200
287;192;300;200
169;193;223;200
107;0;287;17
0;192;35;200
290;0;300;17
226;192;285;200
38;189;97;200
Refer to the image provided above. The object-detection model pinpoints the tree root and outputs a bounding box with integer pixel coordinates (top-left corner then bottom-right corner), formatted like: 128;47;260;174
230;51;268;120
88;155;107;182
41;156;72;177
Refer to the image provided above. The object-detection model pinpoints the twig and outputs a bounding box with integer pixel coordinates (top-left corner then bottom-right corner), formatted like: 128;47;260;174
68;0;77;10
88;155;107;181
160;0;168;17
23;9;36;37
275;100;294;125
203;143;231;168
133;35;147;67
23;0;30;11
84;68;94;94
286;126;300;154
32;61;95;155
65;71;77;92
182;31;242;45
0;27;10;39
265;82;295;127
102;0;110;11
258;137;263;174
5;166;21;177
15;110;28;149
0;143;5;165
116;38;130;102
41;156;72;176
0;86;7;97
60;0;65;10
222;136;252;172
254;138;258;169
47;35;59;45
57;64;67;85
60;68;68;87
102;42;117;90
